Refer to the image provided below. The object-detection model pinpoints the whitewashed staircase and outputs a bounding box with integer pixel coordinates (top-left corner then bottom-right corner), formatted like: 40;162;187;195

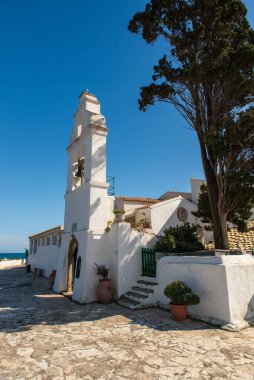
118;276;159;310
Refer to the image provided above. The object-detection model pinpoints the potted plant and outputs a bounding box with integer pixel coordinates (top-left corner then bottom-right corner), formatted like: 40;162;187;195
164;280;200;321
95;263;114;304
113;209;125;222
105;220;113;233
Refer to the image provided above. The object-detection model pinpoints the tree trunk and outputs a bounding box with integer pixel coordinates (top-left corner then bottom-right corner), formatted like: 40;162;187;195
197;137;230;249
218;211;230;250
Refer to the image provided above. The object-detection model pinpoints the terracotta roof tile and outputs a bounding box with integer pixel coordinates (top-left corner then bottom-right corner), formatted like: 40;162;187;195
159;191;192;201
206;220;254;251
135;195;186;211
117;196;160;203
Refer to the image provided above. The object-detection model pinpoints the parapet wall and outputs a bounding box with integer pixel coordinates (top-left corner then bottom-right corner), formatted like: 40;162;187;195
155;255;254;330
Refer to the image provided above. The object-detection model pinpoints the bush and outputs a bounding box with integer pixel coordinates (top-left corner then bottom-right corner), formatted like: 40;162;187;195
155;233;175;252
113;209;125;214
164;280;200;305
155;223;204;253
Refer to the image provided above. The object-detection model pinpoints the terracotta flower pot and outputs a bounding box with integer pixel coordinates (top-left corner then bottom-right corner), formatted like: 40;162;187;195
48;270;56;288
26;264;31;273
37;269;43;277
170;303;188;321
97;278;114;304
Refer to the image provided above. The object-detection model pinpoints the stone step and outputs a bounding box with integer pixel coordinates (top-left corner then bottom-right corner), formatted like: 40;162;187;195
137;279;158;287
139;275;157;282
62;291;73;299
132;286;154;295
126;291;148;299
126;291;148;302
118;298;140;310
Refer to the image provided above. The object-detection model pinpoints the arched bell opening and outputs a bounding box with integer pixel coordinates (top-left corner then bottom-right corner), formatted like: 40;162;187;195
67;236;78;293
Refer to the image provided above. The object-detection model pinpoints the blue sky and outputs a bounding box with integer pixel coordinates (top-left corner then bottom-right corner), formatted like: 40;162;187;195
0;0;253;252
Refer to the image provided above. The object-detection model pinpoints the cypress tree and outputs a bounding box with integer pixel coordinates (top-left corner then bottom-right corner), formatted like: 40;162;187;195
129;0;254;249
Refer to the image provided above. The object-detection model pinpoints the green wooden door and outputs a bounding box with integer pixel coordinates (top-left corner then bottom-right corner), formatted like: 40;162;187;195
142;248;156;277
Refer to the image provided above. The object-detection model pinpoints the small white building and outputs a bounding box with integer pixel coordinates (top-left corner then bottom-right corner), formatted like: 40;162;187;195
28;226;63;277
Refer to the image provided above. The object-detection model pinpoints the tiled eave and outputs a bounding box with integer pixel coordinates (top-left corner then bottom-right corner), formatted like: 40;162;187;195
28;225;63;239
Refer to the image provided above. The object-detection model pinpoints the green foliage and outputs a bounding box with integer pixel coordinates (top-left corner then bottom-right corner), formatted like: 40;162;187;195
129;0;254;249
155;233;176;252
164;280;200;305
155;223;204;253
192;184;213;230
193;184;254;232
113;209;125;214
129;1;254;113
105;220;113;233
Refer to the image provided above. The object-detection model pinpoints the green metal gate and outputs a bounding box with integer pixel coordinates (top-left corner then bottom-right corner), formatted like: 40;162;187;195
142;248;156;277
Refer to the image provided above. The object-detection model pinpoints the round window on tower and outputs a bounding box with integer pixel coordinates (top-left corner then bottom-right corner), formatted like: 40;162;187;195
177;207;188;222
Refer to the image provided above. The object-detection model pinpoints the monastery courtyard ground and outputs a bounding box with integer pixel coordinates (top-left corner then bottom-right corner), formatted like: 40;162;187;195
1;267;254;380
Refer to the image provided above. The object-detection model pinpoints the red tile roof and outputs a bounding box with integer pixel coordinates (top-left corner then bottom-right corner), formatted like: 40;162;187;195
206;220;254;252
117;196;160;203
159;191;192;201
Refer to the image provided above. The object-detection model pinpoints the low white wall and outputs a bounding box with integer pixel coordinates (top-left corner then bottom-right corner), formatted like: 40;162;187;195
0;259;25;268
155;255;254;329
226;256;254;323
29;245;60;277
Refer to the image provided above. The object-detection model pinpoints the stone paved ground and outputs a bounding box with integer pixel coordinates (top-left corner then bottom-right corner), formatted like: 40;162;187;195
1;267;254;380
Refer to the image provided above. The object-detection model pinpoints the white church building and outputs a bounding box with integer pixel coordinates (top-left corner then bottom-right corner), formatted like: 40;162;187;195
28;91;254;331
28;92;207;303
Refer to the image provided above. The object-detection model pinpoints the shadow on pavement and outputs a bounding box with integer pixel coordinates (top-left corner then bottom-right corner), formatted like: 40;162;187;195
0;266;211;333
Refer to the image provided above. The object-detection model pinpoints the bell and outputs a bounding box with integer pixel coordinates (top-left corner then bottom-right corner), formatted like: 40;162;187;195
75;164;82;178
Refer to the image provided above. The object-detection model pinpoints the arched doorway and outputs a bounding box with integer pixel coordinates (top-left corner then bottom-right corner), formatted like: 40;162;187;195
67;236;78;293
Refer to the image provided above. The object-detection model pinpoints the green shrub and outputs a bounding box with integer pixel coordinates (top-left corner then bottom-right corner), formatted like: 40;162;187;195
164;280;200;305
113;209;125;214
155;233;175;253
155;223;204;253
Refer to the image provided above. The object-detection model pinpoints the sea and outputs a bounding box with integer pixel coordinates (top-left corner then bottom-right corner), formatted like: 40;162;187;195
0;253;26;260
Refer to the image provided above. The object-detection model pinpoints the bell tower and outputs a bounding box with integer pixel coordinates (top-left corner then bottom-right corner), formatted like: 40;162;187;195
64;91;109;233
54;92;109;302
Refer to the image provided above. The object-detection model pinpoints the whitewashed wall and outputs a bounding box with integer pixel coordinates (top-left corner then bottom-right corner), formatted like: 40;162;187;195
150;197;198;235
29;245;60;277
58;223;148;304
135;207;151;227
154;255;254;329
108;223;156;297
114;199;154;216
107;196;115;224
226;256;254;323
191;178;205;204
78;230;108;304
54;234;72;293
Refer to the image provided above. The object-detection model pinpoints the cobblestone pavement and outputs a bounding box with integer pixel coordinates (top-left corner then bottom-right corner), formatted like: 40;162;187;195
1;267;254;380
